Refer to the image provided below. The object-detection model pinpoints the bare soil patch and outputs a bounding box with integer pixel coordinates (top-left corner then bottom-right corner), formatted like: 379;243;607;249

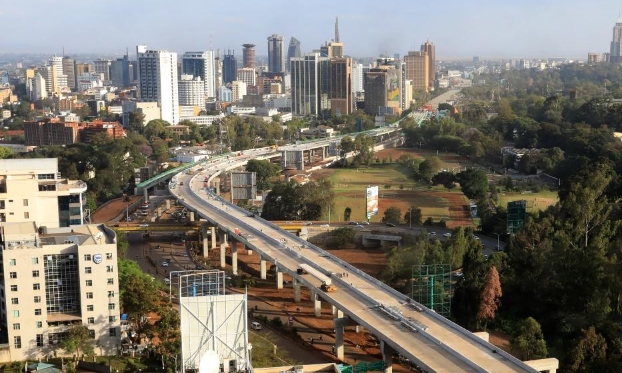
91;195;142;223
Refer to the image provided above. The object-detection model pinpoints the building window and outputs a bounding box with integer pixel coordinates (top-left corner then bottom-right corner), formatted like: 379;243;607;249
87;317;94;324
109;316;116;322
108;291;114;297
24;212;29;219
10;285;17;292
86;292;93;299
32;257;39;264
8;259;16;266
86;280;93;287
108;303;115;310
34;296;41;303
23;199;28;207
10;298;18;305
36;334;43;346
89;329;95;338
106;266;113;273
12;310;19;318
108;328;117;337
107;278;114;285
106;253;113;260
34;309;41;316
33;283;40;290
87;305;93;311
12;323;20;330
32;270;39;277
13;336;21;349
85;267;92;274
9;272;17;279
36;321;42;328
84;254;91;261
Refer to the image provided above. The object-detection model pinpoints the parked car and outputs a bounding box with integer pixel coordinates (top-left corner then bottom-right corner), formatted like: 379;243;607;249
443;233;452;238
162;262;169;267
348;221;359;225
385;223;396;227
360;221;370;225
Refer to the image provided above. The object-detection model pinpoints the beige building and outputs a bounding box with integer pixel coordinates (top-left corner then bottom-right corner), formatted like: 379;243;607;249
0;159;87;227
404;51;429;92
0;222;121;361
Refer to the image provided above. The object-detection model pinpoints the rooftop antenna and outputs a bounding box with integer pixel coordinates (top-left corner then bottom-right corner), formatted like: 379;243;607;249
335;16;340;43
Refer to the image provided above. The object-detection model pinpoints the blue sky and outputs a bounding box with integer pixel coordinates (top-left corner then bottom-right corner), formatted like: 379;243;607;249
2;0;621;59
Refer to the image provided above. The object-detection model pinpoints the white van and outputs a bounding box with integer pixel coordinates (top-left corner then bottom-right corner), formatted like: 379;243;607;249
250;322;262;331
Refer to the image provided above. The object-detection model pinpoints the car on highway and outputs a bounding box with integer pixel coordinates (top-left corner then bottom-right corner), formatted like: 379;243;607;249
354;224;364;229
162;262;169;267
139;224;149;228
360;221;369;225
428;232;437;236
348;221;359;225
385;223;396;227
443;233;452;238
319;224;329;227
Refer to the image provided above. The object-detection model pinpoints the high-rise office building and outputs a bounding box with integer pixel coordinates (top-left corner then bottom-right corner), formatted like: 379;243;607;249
93;59;111;82
267;34;285;73
352;63;364;93
231;81;247;102
222;51;237;85
286;37;301;73
182;51;216;99
110;55;131;88
75;63;91;77
62;57;76;90
404;51;429;92
420;40;435;89
329;57;352;115
49;56;68;90
237;68;256;87
29;72;47;101
40;66;57;95
242;44;256;69
290;53;330;116
137;45;180;124
178;74;205;107
364;64;402;116
611;17;622;64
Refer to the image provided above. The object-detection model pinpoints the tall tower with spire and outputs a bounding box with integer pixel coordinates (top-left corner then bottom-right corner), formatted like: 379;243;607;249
335;17;340;43
611;16;622;64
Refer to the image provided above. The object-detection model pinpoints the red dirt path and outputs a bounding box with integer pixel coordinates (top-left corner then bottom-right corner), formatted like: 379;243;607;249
91;195;142;223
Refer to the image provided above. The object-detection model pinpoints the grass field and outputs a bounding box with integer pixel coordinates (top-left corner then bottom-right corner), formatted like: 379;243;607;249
496;190;558;210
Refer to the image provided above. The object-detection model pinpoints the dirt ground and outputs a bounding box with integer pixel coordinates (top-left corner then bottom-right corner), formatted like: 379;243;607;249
91;195;142;223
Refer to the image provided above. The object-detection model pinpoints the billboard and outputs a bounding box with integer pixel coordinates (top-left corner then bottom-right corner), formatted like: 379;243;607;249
366;185;379;219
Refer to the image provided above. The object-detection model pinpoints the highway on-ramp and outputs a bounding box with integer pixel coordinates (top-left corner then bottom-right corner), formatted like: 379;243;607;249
168;150;537;373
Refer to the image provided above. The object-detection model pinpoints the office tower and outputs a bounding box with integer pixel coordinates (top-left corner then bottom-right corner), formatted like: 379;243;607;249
267;34;285;73
242;44;256;69
29;72;47;101
404;51;429;92
352;63;364;93
287;37;301;72
178;74;205;106
40;66;57;95
110;55;131;88
329;57;352;115
587;53;601;64
49;56;68;89
290;53;331;116
62;57;76;90
222;51;237;85
231;81;247;102
473;56;480;63
182;51;216;99
93;59;111;82
137;45;180;124
364;65;401;116
327;42;344;58
75;63;91;77
420;40;435;89
237;67;256;87
611;17;622;64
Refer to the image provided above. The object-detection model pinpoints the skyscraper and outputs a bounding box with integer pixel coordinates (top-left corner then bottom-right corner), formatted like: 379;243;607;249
178;75;205;106
93;59;111;82
49;56;68;90
182;51;216;98
287;37;301;73
222;51;237;85
290;53;330;116
329;57;353;115
242;44;256;69
404;51;429;92
110;55;131;88
62;57;76;90
137;45;179;124
611;17;622;64
267;34;285;73
420;40;435;89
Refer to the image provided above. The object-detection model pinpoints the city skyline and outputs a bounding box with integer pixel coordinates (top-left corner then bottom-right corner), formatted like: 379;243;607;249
2;0;622;59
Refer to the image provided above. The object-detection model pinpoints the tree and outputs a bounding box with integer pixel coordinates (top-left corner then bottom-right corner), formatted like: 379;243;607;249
128;110;146;133
567;327;608;373
153;306;181;370
431;171;456;190
510;317;548;360
246;159;281;190
382;206;402;224
61;325;94;358
0;146;15;159
118;259;160;339
418;157;442;182
456;168;488;200
76;105;91;119
343;207;352;222
332;227;356;248
404;206;422;226
477;266;502;330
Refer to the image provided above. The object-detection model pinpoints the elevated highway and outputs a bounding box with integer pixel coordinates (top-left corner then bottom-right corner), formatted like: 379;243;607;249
169;158;542;373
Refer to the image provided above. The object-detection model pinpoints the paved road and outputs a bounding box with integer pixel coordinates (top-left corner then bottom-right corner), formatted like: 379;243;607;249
169;166;537;373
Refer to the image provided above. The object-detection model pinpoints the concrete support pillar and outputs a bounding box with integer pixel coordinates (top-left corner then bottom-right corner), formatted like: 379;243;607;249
332;305;337;315
247;248;253;255
231;240;238;275
293;279;301;303
156;207;162;218
381;340;396;373
322;146;326;160
201;224;209;257
166;200;171;209
188;211;195;222
308;150;312;165
143;188;148;201
219;232;227;268
210;227;216;249
260;258;267;280
334;324;344;360
337;309;344;318
313;291;321;317
276;271;283;290
299;151;305;170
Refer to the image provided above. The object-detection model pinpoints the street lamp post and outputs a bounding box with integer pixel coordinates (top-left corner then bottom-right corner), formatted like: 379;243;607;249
494;233;500;251
409;206;413;228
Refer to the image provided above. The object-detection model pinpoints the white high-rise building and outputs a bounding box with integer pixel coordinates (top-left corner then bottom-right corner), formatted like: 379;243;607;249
236;68;256;88
178;74;206;107
29;72;47;101
137;45;180;124
231;81;247;102
182;51;216;99
352;63;364;93
48;56;68;90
